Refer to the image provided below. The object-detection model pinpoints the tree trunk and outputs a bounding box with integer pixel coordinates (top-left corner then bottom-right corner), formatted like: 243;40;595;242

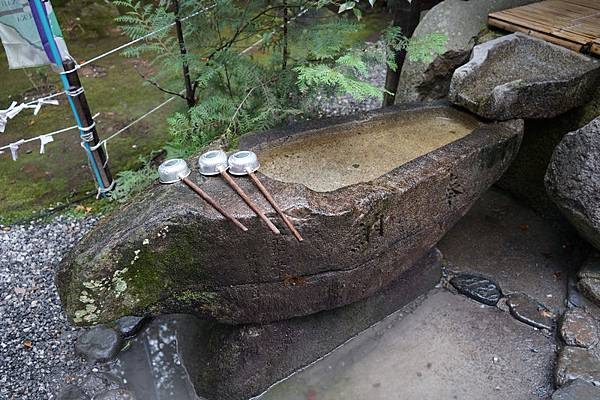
173;0;196;108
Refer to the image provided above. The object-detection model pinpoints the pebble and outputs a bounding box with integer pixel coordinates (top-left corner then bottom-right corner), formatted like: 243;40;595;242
506;293;555;331
555;347;600;387
0;216;98;399
552;379;600;399
113;316;146;338
577;252;600;308
449;273;502;306
560;308;599;348
75;326;123;363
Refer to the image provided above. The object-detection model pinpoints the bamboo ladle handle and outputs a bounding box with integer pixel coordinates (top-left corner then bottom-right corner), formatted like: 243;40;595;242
219;171;280;235
247;171;303;242
181;177;248;232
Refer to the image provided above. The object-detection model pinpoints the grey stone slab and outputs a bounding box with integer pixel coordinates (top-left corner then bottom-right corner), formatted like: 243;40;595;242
560;308;599;348
259;290;556;400
449;33;600;120
438;188;582;312
552;379;600;400
556;347;600;387
546;117;600;252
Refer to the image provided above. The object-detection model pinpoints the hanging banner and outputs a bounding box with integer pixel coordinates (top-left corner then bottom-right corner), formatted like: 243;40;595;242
0;0;69;69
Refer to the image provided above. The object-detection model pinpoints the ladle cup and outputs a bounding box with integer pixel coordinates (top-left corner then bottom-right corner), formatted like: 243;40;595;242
229;151;303;242
158;159;248;232
198;150;280;235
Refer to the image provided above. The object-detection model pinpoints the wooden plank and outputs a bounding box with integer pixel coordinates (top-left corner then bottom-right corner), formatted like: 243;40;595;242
488;17;584;52
488;0;600;57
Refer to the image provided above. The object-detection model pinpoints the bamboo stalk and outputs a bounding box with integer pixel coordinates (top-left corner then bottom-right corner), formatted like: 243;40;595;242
181;177;248;232
219;171;280;235
248;171;303;242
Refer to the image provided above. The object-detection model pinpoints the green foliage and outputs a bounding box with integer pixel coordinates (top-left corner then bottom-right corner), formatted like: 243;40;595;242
109;167;158;203
109;0;445;203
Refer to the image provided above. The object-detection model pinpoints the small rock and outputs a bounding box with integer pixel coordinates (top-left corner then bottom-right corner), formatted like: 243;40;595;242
552;379;600;399
93;389;137;400
449;273;502;306
506;293;555;330
555;347;600;387
75;326;122;363
114;316;146;337
578;253;600;280
57;385;90;400
80;372;123;396
578;279;600;310
560;309;598;348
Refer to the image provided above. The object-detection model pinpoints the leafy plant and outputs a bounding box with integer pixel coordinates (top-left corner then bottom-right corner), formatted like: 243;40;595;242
110;0;447;202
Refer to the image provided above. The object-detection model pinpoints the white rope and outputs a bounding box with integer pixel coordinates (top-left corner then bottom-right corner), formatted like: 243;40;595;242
61;3;217;75
0;113;100;159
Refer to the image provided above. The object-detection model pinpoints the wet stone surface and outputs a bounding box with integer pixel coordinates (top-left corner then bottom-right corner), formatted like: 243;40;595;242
578;253;600;307
555;346;600;387
552;379;600;400
75;326;123;364
449;273;502;306
114;316;147;338
80;372;123;396
560;308;598;348
94;389;137;400
506;293;555;331
57;385;90;400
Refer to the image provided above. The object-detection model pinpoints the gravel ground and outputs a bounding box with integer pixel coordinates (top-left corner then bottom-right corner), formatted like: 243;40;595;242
0;216;98;400
0;45;388;400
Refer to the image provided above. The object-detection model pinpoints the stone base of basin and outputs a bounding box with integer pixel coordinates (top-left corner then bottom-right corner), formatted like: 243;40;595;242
56;103;523;326
449;33;600;120
180;248;442;400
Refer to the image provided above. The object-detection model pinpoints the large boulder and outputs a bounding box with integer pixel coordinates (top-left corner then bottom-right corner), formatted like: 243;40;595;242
395;0;539;104
449;33;600;120
56;104;523;326
545;117;600;251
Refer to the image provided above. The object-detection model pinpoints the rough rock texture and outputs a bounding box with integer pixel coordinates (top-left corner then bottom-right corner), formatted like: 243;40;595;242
552;379;600;400
57;104;523;326
449;33;600;120
75;326;122;363
555;346;600;387
497;85;600;219
93;389;137;400
449;273;502;306
546;117;600;251
116;251;441;400
57;385;90;400
578;253;600;308
560;309;599;348
506;293;555;331
395;0;539;104
113;316;146;338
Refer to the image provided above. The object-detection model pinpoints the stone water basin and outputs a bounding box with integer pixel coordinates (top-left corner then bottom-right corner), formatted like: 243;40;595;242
57;103;523;326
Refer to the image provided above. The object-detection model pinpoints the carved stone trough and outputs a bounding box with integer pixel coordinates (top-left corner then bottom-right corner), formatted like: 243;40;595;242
56;103;523;325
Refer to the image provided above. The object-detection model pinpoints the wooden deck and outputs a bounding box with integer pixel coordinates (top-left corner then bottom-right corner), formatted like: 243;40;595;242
488;0;600;56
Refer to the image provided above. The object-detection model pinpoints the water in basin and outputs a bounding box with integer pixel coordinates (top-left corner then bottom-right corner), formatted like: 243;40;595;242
257;108;481;192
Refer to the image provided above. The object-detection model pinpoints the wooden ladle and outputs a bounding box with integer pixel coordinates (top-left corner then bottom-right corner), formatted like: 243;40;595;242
158;159;247;232
198;150;280;235
228;151;303;242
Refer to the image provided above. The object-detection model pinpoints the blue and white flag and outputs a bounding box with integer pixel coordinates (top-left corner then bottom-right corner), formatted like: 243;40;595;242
0;0;69;69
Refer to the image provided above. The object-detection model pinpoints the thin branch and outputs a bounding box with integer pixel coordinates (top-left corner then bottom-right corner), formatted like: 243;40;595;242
135;68;188;99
